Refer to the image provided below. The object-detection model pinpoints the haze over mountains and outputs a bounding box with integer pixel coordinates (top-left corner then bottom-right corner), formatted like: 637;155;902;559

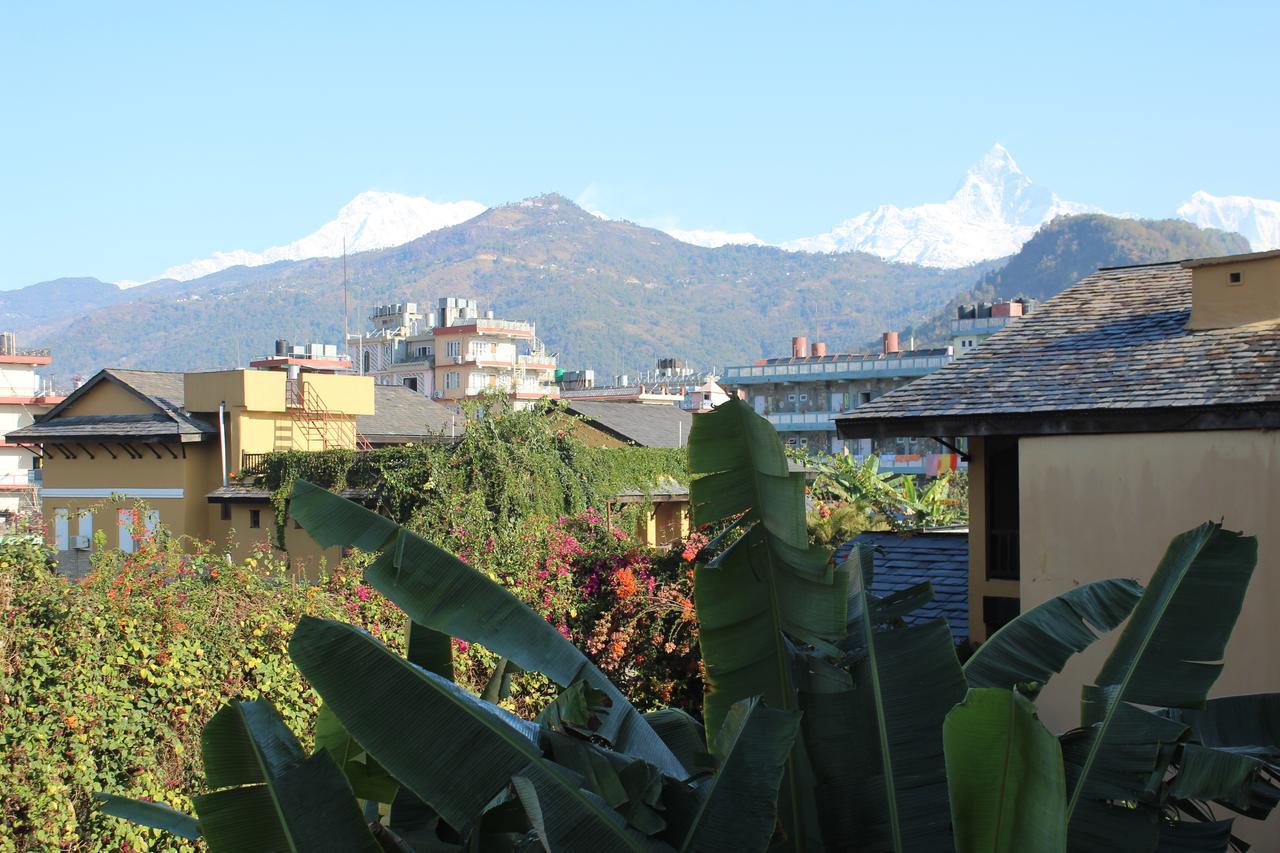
92;144;1280;289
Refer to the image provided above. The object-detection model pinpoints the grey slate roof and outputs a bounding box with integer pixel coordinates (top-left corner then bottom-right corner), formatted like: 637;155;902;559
9;369;215;441
837;261;1280;437
358;385;459;443
566;400;693;448
834;530;969;643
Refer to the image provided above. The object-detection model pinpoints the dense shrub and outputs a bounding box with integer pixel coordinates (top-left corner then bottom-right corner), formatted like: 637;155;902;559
0;508;702;849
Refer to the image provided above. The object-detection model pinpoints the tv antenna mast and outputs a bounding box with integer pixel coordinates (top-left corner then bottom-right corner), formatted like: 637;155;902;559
342;237;349;347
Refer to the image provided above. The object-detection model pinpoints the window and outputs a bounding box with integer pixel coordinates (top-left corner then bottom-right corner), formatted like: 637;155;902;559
446;341;461;358
860;391;872;405
445;371;461;390
118;509;135;552
220;503;231;521
416;345;432;358
362;351;371;373
799;394;808;402
403;377;419;392
1229;271;1243;285
799;437;808;446
249;509;262;529
986;436;1020;581
54;508;69;551
787;394;796;402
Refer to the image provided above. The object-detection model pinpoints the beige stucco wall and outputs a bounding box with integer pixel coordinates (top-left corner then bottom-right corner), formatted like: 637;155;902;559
1019;430;1280;737
185;369;287;414
63;380;156;416
1188;253;1280;329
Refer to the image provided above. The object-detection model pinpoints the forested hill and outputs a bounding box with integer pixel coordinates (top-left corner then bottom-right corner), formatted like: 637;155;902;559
900;214;1252;346
31;195;993;383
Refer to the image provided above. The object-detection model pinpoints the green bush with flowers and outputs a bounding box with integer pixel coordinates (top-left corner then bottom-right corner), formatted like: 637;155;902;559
0;503;705;850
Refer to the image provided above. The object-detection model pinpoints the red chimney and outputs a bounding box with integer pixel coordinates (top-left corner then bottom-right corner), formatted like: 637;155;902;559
812;341;827;357
792;336;809;358
882;331;900;355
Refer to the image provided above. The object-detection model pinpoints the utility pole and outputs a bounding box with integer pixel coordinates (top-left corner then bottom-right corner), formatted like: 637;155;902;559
342;237;349;348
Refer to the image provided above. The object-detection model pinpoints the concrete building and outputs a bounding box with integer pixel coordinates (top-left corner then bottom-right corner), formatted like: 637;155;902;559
0;335;64;528
558;358;726;410
11;353;451;574
721;333;960;473
950;298;1035;355
836;250;1280;747
348;297;558;408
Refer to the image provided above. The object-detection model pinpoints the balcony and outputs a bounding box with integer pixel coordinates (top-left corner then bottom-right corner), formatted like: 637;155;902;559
766;411;839;431
724;354;951;385
950;316;1013;335
0;469;41;489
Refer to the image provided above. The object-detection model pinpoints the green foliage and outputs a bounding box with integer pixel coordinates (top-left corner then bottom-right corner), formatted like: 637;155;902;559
244;399;687;550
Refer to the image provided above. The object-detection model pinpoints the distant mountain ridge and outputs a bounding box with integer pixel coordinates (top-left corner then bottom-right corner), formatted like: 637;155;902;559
1177;191;1280;255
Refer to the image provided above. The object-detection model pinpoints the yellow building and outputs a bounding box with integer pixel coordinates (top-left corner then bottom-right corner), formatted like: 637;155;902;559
12;361;453;575
835;248;1280;748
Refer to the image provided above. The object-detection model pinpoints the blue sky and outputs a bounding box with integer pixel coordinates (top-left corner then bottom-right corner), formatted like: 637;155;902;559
3;1;1278;288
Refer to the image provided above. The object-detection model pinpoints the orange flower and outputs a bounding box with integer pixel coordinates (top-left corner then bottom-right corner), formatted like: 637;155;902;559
613;568;639;598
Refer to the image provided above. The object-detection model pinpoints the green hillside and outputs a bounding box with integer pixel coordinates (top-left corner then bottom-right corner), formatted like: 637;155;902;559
900;214;1252;346
33;195;993;383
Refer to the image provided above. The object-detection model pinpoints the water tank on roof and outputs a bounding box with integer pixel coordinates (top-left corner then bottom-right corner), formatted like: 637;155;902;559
275;339;289;356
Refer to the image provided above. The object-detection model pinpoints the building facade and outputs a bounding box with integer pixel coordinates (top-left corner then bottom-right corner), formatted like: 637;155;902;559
950;298;1033;355
836;247;1280;790
0;335;64;527
348;297;558;407
722;333;959;473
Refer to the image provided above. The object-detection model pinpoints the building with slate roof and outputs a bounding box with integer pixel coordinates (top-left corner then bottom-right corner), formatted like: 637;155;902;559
836;248;1280;734
10;359;457;575
564;400;693;449
834;530;969;643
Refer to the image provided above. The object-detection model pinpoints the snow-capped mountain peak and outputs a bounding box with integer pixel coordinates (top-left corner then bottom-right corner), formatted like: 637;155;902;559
1177;190;1280;252
782;145;1099;267
139;191;487;285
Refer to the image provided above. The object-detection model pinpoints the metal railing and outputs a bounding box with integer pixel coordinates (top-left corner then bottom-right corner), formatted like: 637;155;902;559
950;316;1013;334
724;354;951;384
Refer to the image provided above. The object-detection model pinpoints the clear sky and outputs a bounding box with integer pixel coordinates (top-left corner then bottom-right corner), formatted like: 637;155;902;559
3;1;1278;288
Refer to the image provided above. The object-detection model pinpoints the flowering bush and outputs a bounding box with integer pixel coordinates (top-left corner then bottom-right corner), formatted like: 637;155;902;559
0;531;404;851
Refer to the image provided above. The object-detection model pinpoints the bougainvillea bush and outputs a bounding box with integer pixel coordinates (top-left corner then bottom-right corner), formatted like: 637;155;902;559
0;510;704;850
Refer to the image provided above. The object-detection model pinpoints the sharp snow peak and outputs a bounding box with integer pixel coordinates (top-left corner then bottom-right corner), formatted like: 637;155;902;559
782;144;1099;267
136;191;487;285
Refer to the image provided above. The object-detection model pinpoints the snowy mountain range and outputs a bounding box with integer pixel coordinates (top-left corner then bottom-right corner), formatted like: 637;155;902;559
128;191;486;286
120;148;1280;286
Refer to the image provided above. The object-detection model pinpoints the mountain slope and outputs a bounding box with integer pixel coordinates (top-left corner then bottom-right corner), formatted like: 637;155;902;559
0;277;130;330
901;214;1253;346
143;191;488;284
35;195;993;383
1177;191;1280;251
784;145;1098;266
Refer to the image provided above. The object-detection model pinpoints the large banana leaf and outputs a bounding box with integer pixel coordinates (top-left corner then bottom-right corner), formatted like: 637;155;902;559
93;793;200;841
193;700;379;852
289;616;665;851
314;703;401;804
289;479;684;778
963;579;1144;698
804;550;966;853
944;688;1066;853
687;400;849;851
678;697;801;853
1068;523;1257;822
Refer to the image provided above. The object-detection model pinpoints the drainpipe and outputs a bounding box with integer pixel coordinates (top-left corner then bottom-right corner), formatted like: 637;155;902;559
218;401;228;487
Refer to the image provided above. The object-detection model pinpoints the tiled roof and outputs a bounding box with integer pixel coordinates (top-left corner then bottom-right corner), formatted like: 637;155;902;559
837;262;1280;437
834;530;969;643
358;385;459;443
566;400;693;448
11;369;215;441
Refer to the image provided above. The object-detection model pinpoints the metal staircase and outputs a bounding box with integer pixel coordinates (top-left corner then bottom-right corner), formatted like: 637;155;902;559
285;378;370;450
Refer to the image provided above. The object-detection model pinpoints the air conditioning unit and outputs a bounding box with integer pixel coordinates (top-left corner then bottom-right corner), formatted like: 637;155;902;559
431;391;443;399
71;535;90;550
452;356;464;364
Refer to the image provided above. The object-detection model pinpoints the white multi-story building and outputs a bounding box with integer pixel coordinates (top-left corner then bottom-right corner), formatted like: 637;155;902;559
348;298;559;408
0;334;63;527
951;299;1034;354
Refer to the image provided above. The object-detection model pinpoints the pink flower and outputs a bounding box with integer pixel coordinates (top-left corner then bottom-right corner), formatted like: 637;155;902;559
453;639;470;653
356;586;370;601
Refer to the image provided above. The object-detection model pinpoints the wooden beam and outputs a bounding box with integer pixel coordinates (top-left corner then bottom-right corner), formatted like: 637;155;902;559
98;443;118;459
75;442;96;460
119;443;140;459
160;444;178;459
144;443;162;459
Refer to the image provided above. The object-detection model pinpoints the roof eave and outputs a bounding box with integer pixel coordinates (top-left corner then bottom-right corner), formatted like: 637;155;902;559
836;403;1280;439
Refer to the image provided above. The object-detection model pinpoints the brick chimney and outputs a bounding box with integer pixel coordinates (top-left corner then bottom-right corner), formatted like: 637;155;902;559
811;341;827;357
792;336;809;358
882;331;900;355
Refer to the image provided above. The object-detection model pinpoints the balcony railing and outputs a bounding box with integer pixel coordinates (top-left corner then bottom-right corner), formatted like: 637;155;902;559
724;354;951;384
0;469;40;487
951;316;1013;334
766;411;839;431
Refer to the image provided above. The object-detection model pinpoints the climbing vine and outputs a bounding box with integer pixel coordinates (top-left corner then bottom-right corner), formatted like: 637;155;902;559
239;399;688;548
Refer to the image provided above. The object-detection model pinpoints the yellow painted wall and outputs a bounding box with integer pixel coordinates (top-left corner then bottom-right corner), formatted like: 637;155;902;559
184;370;286;414
205;501;341;578
1018;429;1280;847
1188;254;1280;329
302;373;375;415
1019;430;1280;732
62;380;158;416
